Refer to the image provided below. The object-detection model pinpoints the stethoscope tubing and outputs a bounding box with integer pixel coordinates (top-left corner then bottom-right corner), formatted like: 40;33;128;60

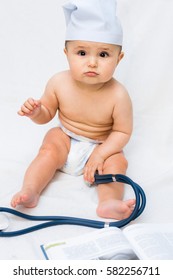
0;174;146;237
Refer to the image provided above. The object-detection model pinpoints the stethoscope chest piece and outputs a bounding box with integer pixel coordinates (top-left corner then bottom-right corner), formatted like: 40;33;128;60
0;213;9;231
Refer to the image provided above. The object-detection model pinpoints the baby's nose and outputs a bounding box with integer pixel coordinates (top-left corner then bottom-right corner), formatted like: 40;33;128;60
88;56;98;67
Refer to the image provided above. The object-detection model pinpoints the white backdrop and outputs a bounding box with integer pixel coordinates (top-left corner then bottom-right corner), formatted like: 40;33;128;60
0;0;173;259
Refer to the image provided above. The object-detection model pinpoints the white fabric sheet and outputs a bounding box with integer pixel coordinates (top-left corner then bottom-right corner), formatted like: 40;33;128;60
0;0;173;259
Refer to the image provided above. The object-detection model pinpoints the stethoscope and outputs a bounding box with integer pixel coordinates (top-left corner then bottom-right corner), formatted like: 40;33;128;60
0;173;146;237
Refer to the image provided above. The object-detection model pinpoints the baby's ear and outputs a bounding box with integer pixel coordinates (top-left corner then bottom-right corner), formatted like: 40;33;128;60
119;52;124;60
64;48;68;55
117;52;124;64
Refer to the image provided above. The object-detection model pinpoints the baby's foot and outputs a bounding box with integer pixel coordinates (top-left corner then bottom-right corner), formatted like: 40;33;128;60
96;199;136;220
11;189;40;208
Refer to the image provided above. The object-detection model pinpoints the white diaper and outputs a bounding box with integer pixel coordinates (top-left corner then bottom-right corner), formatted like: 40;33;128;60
60;125;101;176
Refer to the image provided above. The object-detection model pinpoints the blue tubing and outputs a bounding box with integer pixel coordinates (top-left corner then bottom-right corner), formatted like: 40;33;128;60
0;174;146;237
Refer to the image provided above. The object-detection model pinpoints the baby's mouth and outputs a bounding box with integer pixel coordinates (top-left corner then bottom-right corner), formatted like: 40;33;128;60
84;71;99;77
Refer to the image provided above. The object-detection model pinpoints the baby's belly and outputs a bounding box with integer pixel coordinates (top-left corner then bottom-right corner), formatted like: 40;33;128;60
59;114;112;141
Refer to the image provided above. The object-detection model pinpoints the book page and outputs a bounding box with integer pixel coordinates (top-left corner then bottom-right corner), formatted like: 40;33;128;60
41;227;137;260
123;223;173;260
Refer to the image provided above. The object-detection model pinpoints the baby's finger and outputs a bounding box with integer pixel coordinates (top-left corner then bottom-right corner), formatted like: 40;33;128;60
97;163;104;175
17;110;25;116
24;98;36;110
20;104;33;115
83;166;90;182
84;165;96;183
28;98;41;108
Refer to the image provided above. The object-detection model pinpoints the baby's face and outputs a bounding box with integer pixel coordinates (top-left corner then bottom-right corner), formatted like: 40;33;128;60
64;41;123;86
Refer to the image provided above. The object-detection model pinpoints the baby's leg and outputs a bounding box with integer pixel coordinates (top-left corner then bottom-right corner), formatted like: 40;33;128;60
96;152;135;220
11;127;70;208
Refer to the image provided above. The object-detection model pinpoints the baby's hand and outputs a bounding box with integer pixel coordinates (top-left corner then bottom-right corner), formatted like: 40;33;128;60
84;147;105;184
18;98;41;117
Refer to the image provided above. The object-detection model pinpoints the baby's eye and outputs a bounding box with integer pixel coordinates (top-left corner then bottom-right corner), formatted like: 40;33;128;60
78;50;86;56
100;52;109;58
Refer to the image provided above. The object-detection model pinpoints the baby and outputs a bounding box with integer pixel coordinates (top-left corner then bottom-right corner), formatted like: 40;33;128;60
11;0;135;220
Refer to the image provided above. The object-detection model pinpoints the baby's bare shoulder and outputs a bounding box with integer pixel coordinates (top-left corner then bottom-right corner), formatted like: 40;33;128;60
47;71;70;86
112;79;128;94
107;79;130;103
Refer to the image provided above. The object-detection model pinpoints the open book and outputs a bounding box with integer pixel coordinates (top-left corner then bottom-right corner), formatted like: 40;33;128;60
40;223;173;260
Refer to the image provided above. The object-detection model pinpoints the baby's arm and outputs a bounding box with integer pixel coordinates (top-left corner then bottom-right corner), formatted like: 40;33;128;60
18;76;59;124
84;89;133;182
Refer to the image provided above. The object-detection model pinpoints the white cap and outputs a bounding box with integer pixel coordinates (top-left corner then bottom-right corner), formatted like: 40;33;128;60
63;0;123;46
